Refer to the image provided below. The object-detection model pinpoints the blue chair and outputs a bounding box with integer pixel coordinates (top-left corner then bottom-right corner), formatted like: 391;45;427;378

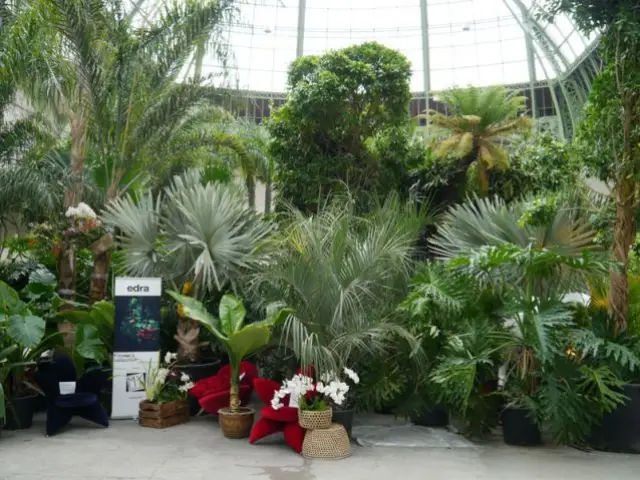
35;354;109;436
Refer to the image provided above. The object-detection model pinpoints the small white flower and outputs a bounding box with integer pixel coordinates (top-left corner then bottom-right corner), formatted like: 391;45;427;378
180;373;190;382
184;381;194;390
271;397;284;410
320;371;336;383
65;206;79;218
76;202;97;219
155;368;169;385
343;367;360;385
164;352;177;364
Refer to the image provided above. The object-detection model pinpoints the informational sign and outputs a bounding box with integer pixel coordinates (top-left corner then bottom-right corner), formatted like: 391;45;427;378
111;277;162;419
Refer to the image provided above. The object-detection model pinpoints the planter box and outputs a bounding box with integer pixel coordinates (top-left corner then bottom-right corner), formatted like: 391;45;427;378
139;400;189;429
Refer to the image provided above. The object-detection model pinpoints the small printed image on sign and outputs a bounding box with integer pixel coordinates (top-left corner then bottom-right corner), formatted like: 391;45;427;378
115;295;161;352
126;372;146;392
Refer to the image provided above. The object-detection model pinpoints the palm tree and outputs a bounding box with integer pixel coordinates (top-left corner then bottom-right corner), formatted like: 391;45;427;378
7;0;237;303
424;86;533;196
431;195;597;261
101;171;272;363
250;195;428;372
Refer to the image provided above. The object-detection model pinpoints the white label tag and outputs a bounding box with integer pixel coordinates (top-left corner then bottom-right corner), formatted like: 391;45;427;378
59;382;76;395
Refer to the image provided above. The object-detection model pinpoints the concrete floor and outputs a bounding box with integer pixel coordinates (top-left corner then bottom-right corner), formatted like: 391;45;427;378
0;414;638;480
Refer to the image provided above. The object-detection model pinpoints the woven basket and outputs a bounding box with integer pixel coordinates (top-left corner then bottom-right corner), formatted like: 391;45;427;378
299;408;333;430
302;423;351;459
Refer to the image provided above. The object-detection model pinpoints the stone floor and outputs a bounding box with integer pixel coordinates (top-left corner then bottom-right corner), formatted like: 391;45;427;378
0;413;638;480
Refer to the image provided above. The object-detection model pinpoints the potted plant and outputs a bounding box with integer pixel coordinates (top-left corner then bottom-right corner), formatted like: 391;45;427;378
317;369;359;437
139;353;194;429
0;282;49;430
168;291;288;439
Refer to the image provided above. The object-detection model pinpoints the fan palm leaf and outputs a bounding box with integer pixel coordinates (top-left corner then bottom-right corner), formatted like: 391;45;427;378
251;194;428;372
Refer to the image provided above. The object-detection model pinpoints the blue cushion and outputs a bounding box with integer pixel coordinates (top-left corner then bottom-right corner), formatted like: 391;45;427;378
54;392;97;408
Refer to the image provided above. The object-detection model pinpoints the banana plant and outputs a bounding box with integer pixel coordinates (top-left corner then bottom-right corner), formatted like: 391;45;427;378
168;292;290;413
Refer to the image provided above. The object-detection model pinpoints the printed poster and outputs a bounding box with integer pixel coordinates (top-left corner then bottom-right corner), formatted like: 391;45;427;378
111;277;161;419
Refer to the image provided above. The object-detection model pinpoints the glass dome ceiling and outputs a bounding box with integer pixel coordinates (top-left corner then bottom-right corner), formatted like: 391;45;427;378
197;0;598;95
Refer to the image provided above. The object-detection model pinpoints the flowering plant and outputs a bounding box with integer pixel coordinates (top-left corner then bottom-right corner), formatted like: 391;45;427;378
142;352;194;403
270;367;360;412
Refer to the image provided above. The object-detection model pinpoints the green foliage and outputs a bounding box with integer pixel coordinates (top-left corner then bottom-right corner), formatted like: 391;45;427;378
430;319;503;436
102;172;272;295
167;291;287;409
251;195;427;373
269;42;415;213
491;133;580;202
424;86;532;195
431;195;597;261
543;0;639;32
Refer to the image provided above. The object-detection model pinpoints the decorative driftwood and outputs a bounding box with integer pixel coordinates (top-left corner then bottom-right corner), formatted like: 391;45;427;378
139;400;189;429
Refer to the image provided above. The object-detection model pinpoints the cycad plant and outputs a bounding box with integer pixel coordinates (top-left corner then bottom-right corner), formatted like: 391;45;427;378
423;86;533;196
251;195;427;374
102;172;272;363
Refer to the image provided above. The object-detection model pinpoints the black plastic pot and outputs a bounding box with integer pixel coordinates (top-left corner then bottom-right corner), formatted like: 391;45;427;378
176;359;222;415
4;395;37;430
332;408;355;439
589;383;640;454
413;405;449;427
501;407;541;446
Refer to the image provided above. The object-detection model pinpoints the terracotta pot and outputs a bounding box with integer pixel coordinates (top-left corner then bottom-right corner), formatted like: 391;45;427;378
299;408;332;430
218;407;254;439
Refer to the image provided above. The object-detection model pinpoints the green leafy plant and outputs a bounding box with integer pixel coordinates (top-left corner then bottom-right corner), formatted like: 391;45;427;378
251;195;428;373
269;42;416;213
168;292;289;413
142;354;193;404
0;281;50;421
103;173;272;363
421;86;532;196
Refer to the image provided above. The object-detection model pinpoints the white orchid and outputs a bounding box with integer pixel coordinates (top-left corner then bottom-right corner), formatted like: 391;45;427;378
180;372;190;382
343;367;360;385
179;381;194;393
164;352;177;364
65;202;97;220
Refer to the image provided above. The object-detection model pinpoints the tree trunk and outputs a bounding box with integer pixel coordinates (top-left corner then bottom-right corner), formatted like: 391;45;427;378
246;174;256;210
174;317;201;363
63;114;88;208
229;383;240;413
610;178;636;333
87;174;123;303
477;160;490;197
89;234;114;303
264;173;272;214
58;112;88;345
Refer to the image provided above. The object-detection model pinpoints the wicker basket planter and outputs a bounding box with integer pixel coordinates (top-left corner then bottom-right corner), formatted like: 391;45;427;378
218;407;255;439
139;400;189;429
299;408;333;430
302;423;351;459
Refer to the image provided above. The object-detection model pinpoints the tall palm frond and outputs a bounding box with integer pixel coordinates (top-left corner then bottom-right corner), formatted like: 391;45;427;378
251;194;428;372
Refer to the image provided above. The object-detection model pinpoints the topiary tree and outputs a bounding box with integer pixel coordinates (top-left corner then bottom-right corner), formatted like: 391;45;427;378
268;42;414;213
